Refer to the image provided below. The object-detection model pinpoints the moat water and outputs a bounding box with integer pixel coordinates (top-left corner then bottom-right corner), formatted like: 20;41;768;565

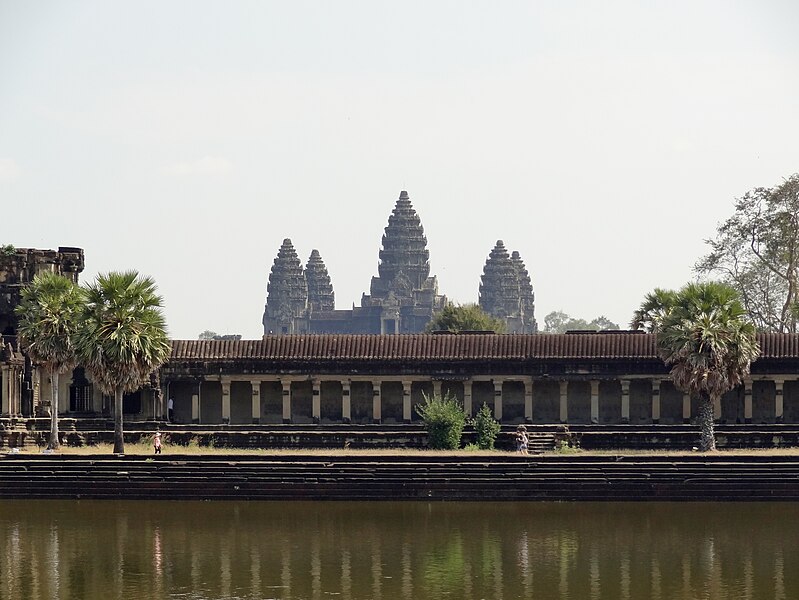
0;500;796;600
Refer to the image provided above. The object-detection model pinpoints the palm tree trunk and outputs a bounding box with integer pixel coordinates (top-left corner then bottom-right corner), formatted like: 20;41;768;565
699;393;717;452
48;369;60;451
113;386;125;454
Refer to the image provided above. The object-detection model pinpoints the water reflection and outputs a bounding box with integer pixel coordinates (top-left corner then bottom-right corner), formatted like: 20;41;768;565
1;501;798;599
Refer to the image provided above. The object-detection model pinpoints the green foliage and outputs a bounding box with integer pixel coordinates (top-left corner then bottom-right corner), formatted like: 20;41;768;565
0;244;16;257
543;311;620;333
415;392;467;450
15;273;85;451
199;330;218;340
472;402;501;450
426;303;506;333
697;173;799;332
632;281;760;451
75;271;170;454
463;443;480;452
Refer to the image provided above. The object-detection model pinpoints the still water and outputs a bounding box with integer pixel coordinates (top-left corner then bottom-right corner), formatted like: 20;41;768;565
0;500;797;600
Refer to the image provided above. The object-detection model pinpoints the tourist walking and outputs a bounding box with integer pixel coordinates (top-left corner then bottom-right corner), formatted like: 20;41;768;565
154;432;162;455
167;397;174;422
515;425;529;455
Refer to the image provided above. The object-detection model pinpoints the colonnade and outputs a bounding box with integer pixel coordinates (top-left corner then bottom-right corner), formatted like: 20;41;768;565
161;375;797;425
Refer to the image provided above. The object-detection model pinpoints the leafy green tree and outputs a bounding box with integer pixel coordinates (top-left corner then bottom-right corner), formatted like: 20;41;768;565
472;402;501;450
543;311;620;333
198;330;218;340
416;392;467;449
697;174;799;332
75;271;170;454
629;288;678;332
15;273;84;450
426;303;506;333
632;282;759;451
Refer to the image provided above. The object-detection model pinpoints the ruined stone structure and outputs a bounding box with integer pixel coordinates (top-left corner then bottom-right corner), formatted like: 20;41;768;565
0;247;85;419
262;191;448;335
479;241;538;333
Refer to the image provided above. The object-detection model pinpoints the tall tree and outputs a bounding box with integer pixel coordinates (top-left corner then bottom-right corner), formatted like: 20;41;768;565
426;303;507;333
632;282;759;451
697;174;799;332
15;273;84;450
75;271;170;454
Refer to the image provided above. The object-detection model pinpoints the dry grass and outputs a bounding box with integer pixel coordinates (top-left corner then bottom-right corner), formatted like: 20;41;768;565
12;442;799;458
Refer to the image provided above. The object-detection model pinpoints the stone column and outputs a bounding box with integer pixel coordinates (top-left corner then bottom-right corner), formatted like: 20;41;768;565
775;378;785;424
559;381;568;423
220;377;231;425
649;380;660;424
312;379;321;424
463;380;473;418
372;381;382;424
1;365;9;416
281;379;292;424
191;381;200;424
682;393;691;424
743;378;752;424
402;380;412;423
590;380;600;424
432;380;442;398
342;380;351;424
250;380;261;424
493;379;503;421
619;379;631;424
524;379;533;423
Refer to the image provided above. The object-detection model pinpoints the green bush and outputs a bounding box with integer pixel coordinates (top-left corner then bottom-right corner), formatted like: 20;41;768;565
472;402;501;449
416;392;467;450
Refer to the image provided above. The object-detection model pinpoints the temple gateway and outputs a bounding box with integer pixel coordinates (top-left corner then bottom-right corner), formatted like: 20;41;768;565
262;190;538;335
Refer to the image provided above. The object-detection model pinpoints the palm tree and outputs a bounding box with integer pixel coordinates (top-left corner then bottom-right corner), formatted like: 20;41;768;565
15;273;84;450
633;282;760;451
75;271;170;454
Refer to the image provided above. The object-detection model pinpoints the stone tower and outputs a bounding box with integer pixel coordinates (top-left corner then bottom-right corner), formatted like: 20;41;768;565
360;191;446;333
262;239;308;335
479;241;537;333
305;249;335;313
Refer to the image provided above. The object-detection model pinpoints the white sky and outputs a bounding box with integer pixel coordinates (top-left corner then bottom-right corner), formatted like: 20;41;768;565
2;1;798;339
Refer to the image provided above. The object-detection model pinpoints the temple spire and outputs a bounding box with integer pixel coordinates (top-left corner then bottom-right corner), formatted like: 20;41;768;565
479;241;537;333
263;238;308;334
305;249;335;312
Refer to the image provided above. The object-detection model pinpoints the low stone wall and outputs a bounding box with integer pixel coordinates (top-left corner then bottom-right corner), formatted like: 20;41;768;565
1;454;799;501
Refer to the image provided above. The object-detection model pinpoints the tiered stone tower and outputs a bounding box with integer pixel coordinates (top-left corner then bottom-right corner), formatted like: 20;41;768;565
305;249;335;312
479;241;537;333
262;191;448;335
359;191;446;333
262;239;308;335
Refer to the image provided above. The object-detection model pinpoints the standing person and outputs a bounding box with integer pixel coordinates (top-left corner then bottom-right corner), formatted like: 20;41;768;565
515;425;529;455
167;397;174;423
153;431;162;455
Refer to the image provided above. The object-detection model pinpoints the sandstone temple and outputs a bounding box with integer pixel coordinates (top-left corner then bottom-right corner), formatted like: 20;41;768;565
262;190;538;335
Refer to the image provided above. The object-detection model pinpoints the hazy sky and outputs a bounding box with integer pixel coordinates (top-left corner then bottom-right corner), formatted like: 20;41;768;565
2;1;798;339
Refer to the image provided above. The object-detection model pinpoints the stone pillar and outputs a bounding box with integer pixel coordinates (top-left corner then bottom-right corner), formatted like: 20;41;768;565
493;379;503;421
559;381;568;423
402;380;412;423
590;380;600;424
342;380;351;424
682;393;691;424
620;379;631;424
649;380;660;424
1;366;9;416
312;380;321;424
463;380;473;418
220;378;231;425
775;378;785;424
372;381;382;424
432;380;442;398
250;380;261;424
743;378;752;424
281;379;292;424
524;379;533;423
191;381;200;424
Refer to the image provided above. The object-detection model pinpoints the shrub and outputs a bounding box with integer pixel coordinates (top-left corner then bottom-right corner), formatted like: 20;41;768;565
472;402;501;450
416;392;467;450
